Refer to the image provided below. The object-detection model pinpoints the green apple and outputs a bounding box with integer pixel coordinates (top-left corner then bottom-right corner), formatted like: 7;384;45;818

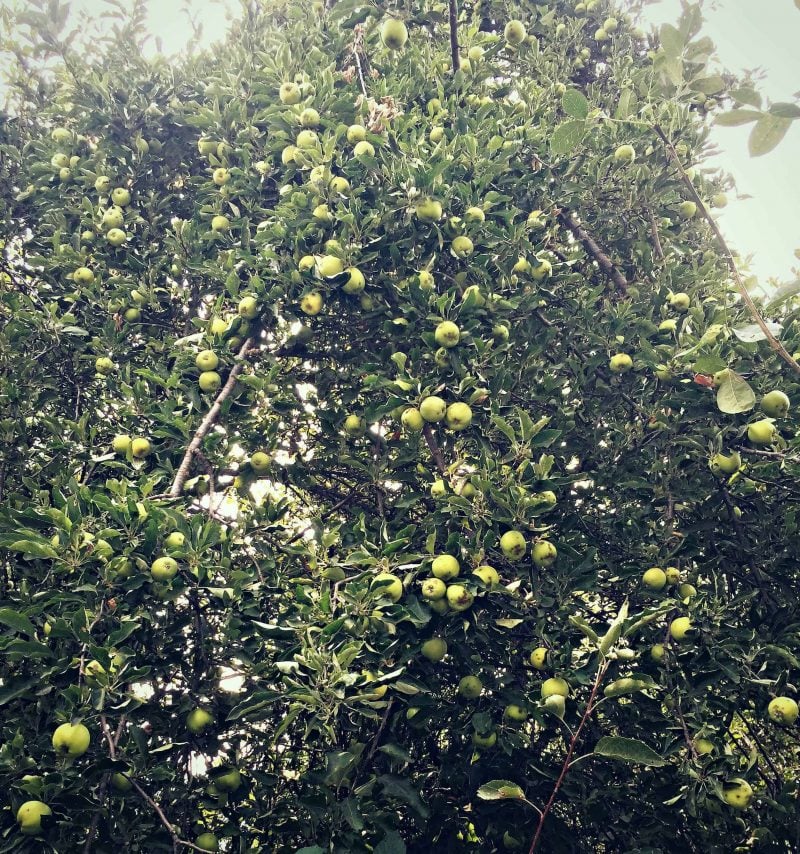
650;643;665;663
545;695;566;717
614;144;635;164
164;531;185;549
196;350;219;371
678;582;697;600
199;371;222;393
380;18;408;49
279;82;301;104
238;296;259;318
445;402;472;431
473;564;500;588
669;616;693;641
299;107;320;128
431;479;447;498
609;353;633;373
343;267;365;294
371;572;403;602
401;407;424;432
418;270;435;290
300;291;324;315
106;227;127;246
500;530;526;560
446;584;474;611
679;200;697;219
712;192;728;208
353;140;375;157
111;187;131;206
415;198;442;222
317;255;344;277
16;800;52;835
130;437;151;458
458;675;482;698
123;307;141;323
296;130;319;150
434;320;460;348
604;17;619;31
694;737;714;755
541;677;569;699
211;215;230;232
594;27;608;41
464;206;485;223
472;730;496;748
432;554;460;580
250;451;271;472
344;414;366;437
669;291;690;311
215;768;242;791
52;721;91;757
421;638;447;661
421;578;447;600
721;778;753;809
196;832;219;852
420;395;447;422
434;347;449;368
209;317;228;336
451;236;474;258
529;647;548;670
761;390;790;418
95;356;115;374
102;206;125;230
213;167;230;186
198;138;218;156
151;556;179;581
429;126;445;143
504;704;528;722
532;540;557;567
658;319;677;333
493;323;510;343
504;19;526;45
642;567;667;590
312;203;332;222
187;707;214;734
428;597;449;614
112;434;131;454
665;566;681;585
767;696;798;725
52;126;72;143
95;175;112;193
531;258;553;281
709;451;741;476
50;152;69;169
73;266;95;284
111;772;133;791
347;124;367;143
747;419;776;445
329;176;350;194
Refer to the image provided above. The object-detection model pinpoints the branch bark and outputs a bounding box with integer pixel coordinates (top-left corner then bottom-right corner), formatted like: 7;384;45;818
422;424;446;475
653;124;800;376
448;0;460;73
556;209;628;293
168;335;254;497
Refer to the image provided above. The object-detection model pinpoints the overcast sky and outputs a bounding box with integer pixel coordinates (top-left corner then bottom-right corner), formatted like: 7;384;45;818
2;0;798;284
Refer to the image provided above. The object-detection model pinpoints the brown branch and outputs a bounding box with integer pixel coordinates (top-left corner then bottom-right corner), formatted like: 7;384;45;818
284;487;363;545
352;25;368;98
168;335;254;497
647;206;665;261
653;124;800;376
128;778;209;852
448;0;460;73
737;711;781;793
556;209;628;293
422;424;446;475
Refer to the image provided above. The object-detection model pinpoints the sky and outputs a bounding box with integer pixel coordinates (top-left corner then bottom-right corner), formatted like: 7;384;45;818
2;0;798;285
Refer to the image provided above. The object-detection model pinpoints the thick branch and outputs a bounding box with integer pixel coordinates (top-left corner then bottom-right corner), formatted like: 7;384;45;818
448;0;460;73
168;336;254;497
653;124;800;376
557;209;628;293
422;424;446;475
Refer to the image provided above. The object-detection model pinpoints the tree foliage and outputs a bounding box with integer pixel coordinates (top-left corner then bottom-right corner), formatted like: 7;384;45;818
0;0;799;851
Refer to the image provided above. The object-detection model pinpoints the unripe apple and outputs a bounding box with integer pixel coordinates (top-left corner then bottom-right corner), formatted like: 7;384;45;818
721;778;753;810
432;554;460;580
215;768;242;791
504;19;526;45
110;187;130;207
446;584;474;611
493;323;510;343
532;540;557;567
747;419;776;445
473;564;500;588
238;296;259;318
344;414;366;437
472;730;496;748
342;267;365;295
594;27;609;41
421;577;447;600
678;582;697;600
665;566;681;585
380;18;408;49
420;395;447;422
131;437;151;458
451;236;474;258
500;530;526;561
445;402;472;431
614;144;635;164
669;616;693;641
347;124;367;143
73;266;95;284
164;531;185;550
468;45;484;62
112;434;131;454
609;353;633;373
300;291;323;315
678;200;697;219
250;451;271;472
102;206;125;230
650;643;665;663
195;350;219;371
401;407;424;432
761;390;790;418
429;126;445;143
694;737;714;755
458;675;482;698
371;572;403;602
329;175;350;194
106;227;127;246
421;637;447;662
434;347;449;368
279;81;301;104
211;215;230;232
531;258;552;281
352;139;375;158
316;255;343;278
434;320;460;348
767;696;798;726
642;567;667;590
431;479;447;498
16;800;52;835
150;556;178;582
529;647;548;670
669;291;690;311
111;771;132;792
541;677;569;699
212;167;230;186
712;192;728;208
504;704;528;722
416;199;442;222
464;206;485;223
195;832;219;852
187;707;214;734
709;451;741;476
95;356;115;374
199;371;222;393
52;721;91;757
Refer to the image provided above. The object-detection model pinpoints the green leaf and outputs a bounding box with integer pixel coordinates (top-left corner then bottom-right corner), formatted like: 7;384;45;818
715;109;762;127
731;321;783;343
599;600;629;656
716;371;756;414
7;539;58;559
729;87;762;108
569;614;599;644
749;114;793;157
659;23;684;57
562;89;589;120
0;608;37;638
477;779;526;801
603;677;654;698
594;736;666;767
768;102;800;119
374;832;406;854
550;120;586;156
691;75;725;95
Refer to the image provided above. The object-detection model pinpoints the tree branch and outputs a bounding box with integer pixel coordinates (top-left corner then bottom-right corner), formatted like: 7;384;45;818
448;0;460;73
422;424;446;475
653;124;800;376
168;335;254;497
556;209;628;293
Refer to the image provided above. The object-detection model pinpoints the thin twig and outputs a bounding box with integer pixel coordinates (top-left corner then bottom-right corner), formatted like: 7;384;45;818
285;487;363;544
647;205;665;261
448;0;460;73
128;778;209;852
169;336;254;497
653;124;800;376
556;209;628;293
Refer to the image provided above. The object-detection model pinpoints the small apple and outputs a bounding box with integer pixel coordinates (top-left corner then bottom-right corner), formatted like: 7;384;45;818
16;800;52;835
317;255;344;278
429;126;445;143
464;206;485;223
500;530;526;561
130;437;151;458
195;350;219;371
111;772;132;792
445;402;472;431
694;737;714;755
95;175;112;193
431;479;447;498
343;268;365;294
416;199;442;222
451;236;474;258
709;451;741;476
52;127;72;143
428;597;449;614
102;206;125;230
669;291;690;311
532;258;553;281
767;696;798;726
299;107;320;127
504;704;528;722
458;675;482;698
609;353;633;373
353;140;375;157
199;371;222;393
380;18;408;50
420;395;447;422
250;451;271;472
659;319;677;333
214;768;242;791
312;203;332;222
678;582;697;600
669;616;693;641
432;554;460;580
279;82;301;104
529;647;548;670
434;320;460;348
95;356;115;374
111;187;131;206
472;730;496;748
198;138;218;155
532;540;557;567
712;192;728;208
614;144;635;164
446;584;474;611
195;832;219;852
213;167;230;186
594;27;609;41
421;578;447;600
473;565;500;588
418;270;434;290
238;295;259;318
747;419;776;445
541;677;569;699
504;19;526;45
329;176;350;194
650;643;665;663
761;390;790;418
401;407;424;432
106;227;127;246
187;708;214;734
421;638;447;662
300;291;323;315
73;266;95;284
164;532;185;550
665;567;681;585
678;200;697;219
347;124;367;143
371;572;403;602
52;721;91;757
344;414;366;437
151;556;179;581
642;567;667;590
211;215;230;232
112;434;131;454
721;778;753;810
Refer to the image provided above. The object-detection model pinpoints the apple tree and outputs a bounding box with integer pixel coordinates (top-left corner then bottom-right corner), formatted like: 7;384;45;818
1;0;799;851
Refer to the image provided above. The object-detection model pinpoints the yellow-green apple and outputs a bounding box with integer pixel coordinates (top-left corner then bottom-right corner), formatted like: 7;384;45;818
504;19;526;45
532;540;557;567
250;451;271;472
279;82;301;104
371;572;403;601
421;638;447;661
609;353;633;373
541;677;569;699
761;390;790;418
300;291;323;315
709;451;741;476
747;420;776;445
445;402;472;431
52;722;91;757
401;408;424;432
344;415;366;437
504;704;528;722
432;554;460;580
211;215;230;232
199;371;221;393
347;124;367;143
381;18;408;49
500;530;526;560
187;708;214;734
473;565;500;588
767;696;798;725
16;801;52;835
614;144;635;163
451;236;474;258
434;320;460;347
195;350;219;371
529;647;548;670
721;779;753;809
343;268;365;294
458;675;482;698
150;556;178;581
112;435;131;454
446;584;474;611
164;531;185;549
669;616;692;641
642;567;666;590
415;199;442;222
131;437;151;458
238;296;259;318
420;396;446;422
